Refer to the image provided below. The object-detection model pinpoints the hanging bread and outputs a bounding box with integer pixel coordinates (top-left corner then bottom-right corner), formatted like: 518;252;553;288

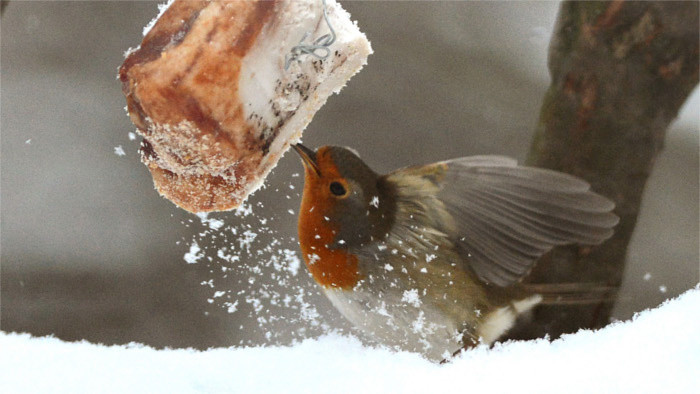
119;0;372;212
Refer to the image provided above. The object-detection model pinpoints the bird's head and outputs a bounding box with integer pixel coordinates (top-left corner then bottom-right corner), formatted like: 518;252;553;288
294;144;394;252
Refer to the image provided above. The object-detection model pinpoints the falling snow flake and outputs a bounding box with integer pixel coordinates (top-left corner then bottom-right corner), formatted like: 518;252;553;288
184;242;204;264
401;289;421;308
307;253;320;265
235;203;253;217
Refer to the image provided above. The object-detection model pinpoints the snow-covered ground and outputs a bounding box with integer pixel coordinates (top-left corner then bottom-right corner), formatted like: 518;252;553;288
2;286;698;394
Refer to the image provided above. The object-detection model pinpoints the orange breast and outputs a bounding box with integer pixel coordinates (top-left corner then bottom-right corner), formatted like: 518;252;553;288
298;221;360;290
297;149;361;290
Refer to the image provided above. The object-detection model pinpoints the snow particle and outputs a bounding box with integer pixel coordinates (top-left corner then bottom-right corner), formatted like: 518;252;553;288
184;242;204;264
307;253;320;265
234;203;253;217
224;300;239;313
114;145;126;156
401;289;422;308
207;219;225;230
411;310;426;333
238;230;257;252
142;0;174;36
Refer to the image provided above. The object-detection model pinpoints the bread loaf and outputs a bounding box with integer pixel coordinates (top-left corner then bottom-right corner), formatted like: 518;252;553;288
119;0;371;212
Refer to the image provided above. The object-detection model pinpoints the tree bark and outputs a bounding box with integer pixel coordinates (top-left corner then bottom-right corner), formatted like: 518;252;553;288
507;0;698;341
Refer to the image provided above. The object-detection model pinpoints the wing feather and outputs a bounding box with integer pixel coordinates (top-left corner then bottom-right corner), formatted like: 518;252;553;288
387;156;619;287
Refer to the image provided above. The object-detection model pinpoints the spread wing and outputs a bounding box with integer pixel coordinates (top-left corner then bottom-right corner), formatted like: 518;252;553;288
386;156;619;287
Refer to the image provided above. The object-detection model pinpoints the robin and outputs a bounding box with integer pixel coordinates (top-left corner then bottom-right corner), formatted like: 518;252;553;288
292;144;618;362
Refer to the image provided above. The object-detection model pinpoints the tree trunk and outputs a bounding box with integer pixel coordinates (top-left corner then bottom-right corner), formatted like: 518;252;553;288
507;0;698;341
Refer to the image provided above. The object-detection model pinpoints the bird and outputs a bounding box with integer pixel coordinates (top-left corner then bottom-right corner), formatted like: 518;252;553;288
292;144;618;362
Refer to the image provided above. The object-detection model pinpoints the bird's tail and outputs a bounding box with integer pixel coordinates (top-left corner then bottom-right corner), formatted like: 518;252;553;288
522;282;620;305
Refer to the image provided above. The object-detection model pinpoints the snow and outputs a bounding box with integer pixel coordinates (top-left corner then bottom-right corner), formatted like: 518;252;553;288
113;145;125;156
141;0;174;37
307;253;320;265
401;289;422;307
122;46;138;59
1;286;699;393
179;196;326;345
183;241;203;264
195;212;225;230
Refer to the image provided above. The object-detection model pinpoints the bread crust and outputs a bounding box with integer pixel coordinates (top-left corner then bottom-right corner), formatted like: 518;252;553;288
119;0;371;212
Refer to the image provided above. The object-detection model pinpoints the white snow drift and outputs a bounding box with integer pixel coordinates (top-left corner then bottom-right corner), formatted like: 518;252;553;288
1;286;698;393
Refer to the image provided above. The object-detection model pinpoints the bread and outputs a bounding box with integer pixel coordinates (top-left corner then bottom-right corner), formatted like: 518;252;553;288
119;0;371;212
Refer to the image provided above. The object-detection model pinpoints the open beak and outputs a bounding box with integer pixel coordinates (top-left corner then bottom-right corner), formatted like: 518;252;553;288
292;144;321;176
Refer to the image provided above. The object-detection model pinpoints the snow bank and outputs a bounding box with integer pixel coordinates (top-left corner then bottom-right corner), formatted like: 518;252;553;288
2;286;698;393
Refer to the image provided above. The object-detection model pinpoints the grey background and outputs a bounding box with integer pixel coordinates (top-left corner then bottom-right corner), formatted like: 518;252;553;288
1;1;698;349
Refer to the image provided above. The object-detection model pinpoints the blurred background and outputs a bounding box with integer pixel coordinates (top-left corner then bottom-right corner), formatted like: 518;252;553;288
1;1;698;350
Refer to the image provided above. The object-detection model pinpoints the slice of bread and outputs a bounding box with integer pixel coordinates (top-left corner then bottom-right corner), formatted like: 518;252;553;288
119;0;371;212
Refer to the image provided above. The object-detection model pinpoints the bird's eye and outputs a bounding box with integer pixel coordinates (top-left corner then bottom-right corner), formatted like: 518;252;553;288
329;181;347;196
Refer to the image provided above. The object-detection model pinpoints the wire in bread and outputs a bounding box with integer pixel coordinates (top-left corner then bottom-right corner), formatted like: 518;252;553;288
285;0;336;70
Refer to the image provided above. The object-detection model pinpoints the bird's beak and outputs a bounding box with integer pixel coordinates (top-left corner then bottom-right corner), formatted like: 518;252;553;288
292;143;321;176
